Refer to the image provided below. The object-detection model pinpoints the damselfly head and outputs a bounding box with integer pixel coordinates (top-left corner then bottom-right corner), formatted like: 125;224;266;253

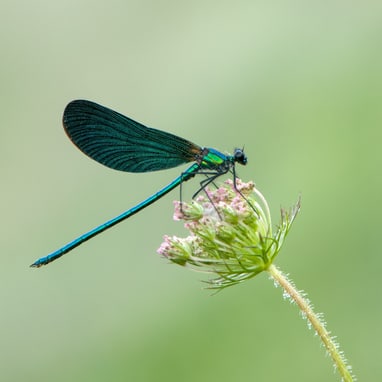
233;148;247;166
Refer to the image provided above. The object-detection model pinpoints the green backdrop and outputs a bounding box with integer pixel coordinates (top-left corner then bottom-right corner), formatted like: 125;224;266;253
1;1;381;381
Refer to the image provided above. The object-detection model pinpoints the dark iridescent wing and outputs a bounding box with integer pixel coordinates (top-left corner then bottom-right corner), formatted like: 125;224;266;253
63;100;202;173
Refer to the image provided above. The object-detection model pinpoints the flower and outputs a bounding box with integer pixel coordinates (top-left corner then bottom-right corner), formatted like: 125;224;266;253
157;179;300;289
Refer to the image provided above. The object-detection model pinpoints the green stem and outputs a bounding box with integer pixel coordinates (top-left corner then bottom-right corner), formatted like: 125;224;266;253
267;264;355;382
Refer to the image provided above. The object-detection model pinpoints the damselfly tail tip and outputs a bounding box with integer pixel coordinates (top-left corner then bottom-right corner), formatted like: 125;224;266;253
30;261;43;268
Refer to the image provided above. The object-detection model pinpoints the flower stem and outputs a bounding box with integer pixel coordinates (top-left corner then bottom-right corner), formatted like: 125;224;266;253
267;264;355;382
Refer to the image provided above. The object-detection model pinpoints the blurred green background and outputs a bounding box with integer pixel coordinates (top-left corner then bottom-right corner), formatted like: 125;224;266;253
1;1;381;381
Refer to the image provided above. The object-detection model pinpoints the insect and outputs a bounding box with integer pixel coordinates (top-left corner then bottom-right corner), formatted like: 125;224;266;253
30;100;247;267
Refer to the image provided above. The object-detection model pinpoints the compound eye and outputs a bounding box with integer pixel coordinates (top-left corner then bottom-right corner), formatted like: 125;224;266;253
234;148;247;165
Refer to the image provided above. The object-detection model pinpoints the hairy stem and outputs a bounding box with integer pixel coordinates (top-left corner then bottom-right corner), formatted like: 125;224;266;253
267;264;355;382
